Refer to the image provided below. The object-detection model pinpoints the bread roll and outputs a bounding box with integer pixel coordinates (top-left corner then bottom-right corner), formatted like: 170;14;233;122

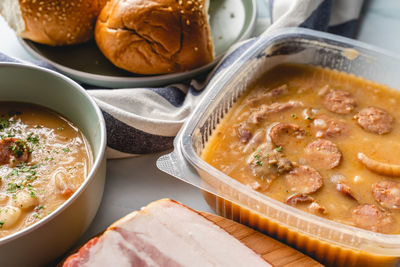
95;0;214;75
0;0;108;46
62;199;269;267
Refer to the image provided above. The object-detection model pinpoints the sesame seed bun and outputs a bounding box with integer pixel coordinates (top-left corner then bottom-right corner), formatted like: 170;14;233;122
95;0;214;75
0;0;108;46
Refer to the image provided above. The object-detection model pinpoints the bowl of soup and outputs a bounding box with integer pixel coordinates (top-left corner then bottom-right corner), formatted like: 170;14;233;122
0;63;106;266
158;28;400;266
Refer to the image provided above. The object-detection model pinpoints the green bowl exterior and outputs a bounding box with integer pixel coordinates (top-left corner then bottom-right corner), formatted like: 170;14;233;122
0;63;107;267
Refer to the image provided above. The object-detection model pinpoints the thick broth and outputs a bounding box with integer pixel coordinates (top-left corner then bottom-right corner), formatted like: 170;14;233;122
202;63;400;234
0;102;92;238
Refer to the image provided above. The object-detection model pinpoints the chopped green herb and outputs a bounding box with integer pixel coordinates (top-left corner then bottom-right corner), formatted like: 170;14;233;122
35;125;42;129
7;182;23;193
8;139;27;158
255;161;263;166
275;146;283;152
62;148;70;153
57;126;65;131
26;133;39;145
0;119;9;130
253;154;260;160
291;114;297;118
31;164;40;169
0;221;4;228
306;116;312;120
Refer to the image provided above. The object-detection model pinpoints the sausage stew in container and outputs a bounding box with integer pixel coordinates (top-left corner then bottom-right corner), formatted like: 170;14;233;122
157;28;400;266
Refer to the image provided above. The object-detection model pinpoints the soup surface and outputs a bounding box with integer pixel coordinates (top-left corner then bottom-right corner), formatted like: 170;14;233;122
0;102;92;238
202;63;400;234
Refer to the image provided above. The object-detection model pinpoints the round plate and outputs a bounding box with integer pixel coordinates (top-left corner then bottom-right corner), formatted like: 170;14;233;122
19;0;256;88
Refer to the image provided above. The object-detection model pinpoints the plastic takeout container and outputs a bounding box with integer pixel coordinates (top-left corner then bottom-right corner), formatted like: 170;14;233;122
157;28;400;266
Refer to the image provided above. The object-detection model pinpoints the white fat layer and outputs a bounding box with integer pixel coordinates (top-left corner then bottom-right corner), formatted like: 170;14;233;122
82;231;158;267
0;0;25;34
85;200;270;267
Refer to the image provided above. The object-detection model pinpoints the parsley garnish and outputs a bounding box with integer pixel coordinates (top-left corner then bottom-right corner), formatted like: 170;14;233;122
26;133;39;145
275;146;283;152
0;119;9;130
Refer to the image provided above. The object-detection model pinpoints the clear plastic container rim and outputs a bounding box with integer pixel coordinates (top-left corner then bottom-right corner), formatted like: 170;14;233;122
177;27;400;252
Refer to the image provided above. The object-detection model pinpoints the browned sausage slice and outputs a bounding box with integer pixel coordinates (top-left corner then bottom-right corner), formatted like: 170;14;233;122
311;114;348;138
305;139;341;169
286;193;314;205
355;107;394;134
322;90;356;114
0;138;30;166
284;165;323;194
268;123;305;147
352;204;395;234
236;124;252;143
372;181;400;209
336;182;356;200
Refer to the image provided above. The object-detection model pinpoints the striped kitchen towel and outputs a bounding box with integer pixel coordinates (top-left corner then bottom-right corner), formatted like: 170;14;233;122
0;0;364;158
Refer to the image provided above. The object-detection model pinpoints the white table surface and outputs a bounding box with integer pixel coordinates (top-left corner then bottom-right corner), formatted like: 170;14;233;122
0;0;399;264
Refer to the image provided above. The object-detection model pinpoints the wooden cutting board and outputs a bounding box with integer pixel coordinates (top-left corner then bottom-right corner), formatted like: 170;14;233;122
200;212;323;267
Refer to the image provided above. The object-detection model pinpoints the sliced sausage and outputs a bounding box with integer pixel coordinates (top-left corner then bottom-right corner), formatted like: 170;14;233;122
249;101;303;124
0;138;30;166
236;124;252;143
286;193;314;205
268;123;305;147
322;90;356;114
284;165;323;194
352;204;395;234
336;182;356;200
372;181;400;210
305;139;341;169
311;114;348;138
355;107;394;134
